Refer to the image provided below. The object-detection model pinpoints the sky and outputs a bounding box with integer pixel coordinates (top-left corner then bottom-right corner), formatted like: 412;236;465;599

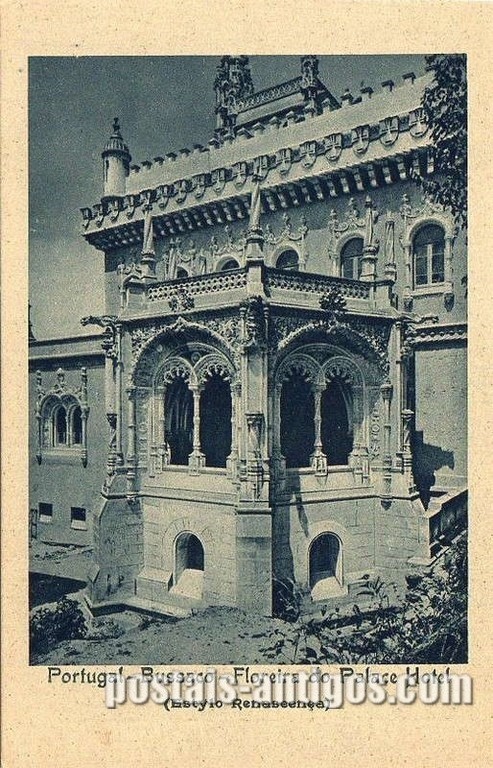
29;55;427;340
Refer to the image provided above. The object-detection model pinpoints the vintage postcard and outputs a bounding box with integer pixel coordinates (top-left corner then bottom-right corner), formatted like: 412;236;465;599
2;2;492;766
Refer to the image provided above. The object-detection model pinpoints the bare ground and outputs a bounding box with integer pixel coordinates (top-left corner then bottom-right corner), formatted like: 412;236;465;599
30;540;296;666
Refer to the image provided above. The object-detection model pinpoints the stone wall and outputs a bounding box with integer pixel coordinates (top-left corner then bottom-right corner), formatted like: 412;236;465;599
29;355;106;546
414;343;467;494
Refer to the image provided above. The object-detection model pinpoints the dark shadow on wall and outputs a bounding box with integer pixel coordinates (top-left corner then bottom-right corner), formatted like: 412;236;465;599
29;572;86;609
271;469;308;620
412;430;455;508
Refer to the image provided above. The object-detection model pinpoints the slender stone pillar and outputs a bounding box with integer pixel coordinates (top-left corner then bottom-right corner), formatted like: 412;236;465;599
126;386;137;498
157;387;170;469
80;409;88;468
401;408;415;491
380;380;393;500
271;383;286;483
189;385;205;474
115;324;123;464
226;383;240;479
444;234;454;307
310;385;327;473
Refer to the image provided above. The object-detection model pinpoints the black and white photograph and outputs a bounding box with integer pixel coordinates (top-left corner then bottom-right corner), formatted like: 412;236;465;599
28;53;468;667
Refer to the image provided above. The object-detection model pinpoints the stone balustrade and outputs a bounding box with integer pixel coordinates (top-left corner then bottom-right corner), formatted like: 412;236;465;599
145;265;373;306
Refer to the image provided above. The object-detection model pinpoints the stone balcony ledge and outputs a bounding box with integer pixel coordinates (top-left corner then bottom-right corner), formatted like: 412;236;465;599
120;265;395;320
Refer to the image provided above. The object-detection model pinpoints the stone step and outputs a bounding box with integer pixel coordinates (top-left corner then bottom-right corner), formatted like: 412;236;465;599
135;568;204;612
170;568;204;601
124;595;191;619
135;567;172;602
86;594;191;620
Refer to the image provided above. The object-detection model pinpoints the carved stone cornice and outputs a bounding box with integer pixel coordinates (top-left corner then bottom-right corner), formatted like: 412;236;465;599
81;89;432;249
411;322;467;347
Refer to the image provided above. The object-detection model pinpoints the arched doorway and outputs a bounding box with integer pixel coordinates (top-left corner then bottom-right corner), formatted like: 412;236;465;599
321;380;353;465
165;378;194;465
280;372;315;468
173;532;205;599
200;374;232;467
309;533;342;599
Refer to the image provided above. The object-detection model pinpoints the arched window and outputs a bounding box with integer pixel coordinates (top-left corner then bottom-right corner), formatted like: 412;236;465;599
71;406;83;445
340;237;363;280
309;533;341;590
413;224;445;287
176;267;189;279
200;374;232;467
36;371;89;466
220;259;239;271
54;406;67;445
165;378;194;465
276;249;299;271
321;380;353;465
280;372;315;468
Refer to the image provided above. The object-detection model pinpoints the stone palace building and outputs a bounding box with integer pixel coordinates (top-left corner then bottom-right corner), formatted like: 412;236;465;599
29;56;467;615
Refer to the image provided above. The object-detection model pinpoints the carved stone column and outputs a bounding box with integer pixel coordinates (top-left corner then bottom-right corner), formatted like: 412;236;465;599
271;383;286;482
310;385;327;473
114;323;123;464
126;385;137;498
246;412;264;500
401;408;415;492
80;408;88;468
380;380;393;501
443;234;454;308
226;382;241;479
189;385;205;474
360;195;378;282
157;387;170;470
384;214;397;283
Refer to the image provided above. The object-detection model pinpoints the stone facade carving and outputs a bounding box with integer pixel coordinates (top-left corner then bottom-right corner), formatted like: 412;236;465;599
269;313;391;374
34;367;89;467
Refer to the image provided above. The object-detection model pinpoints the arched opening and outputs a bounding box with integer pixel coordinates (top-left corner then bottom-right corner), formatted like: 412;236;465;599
54;406;67;445
176;267;189;279
309;533;342;595
321;380;353;465
200;374;232;467
276;248;299;271
413;223;445;287
174;532;204;599
280;372;315;468
220;259;239;271
340;237;363;280
165;378;194;465
72;406;83;445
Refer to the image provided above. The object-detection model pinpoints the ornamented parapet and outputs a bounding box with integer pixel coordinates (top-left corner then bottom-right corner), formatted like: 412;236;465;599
265;269;371;299
147;269;248;303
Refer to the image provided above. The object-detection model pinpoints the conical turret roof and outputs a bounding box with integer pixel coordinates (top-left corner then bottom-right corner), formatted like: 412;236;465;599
102;118;131;160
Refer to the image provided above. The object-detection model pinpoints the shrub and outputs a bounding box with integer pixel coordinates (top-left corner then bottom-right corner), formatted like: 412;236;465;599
30;597;87;656
262;535;467;664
